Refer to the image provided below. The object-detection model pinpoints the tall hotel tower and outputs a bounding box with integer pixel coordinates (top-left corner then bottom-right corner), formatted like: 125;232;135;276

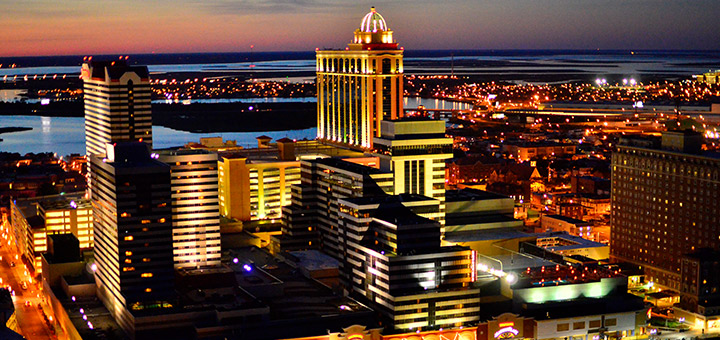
90;143;175;332
82;60;152;156
316;7;404;149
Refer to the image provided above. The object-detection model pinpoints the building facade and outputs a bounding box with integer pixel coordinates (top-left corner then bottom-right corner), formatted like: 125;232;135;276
90;143;175;333
337;198;480;330
218;154;300;222
82;60;152;156
10;194;92;273
274;158;393;256
316;7;404;149
373;119;453;224
157;149;222;268
611;131;720;290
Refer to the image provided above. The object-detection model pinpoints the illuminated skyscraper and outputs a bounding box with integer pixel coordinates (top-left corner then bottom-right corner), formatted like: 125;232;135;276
91;143;175;332
373;118;453;225
82;60;152;157
316;7;404;149
157;149;222;269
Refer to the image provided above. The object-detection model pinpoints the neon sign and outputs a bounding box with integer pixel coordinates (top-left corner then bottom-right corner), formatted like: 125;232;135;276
494;326;519;339
348;334;364;340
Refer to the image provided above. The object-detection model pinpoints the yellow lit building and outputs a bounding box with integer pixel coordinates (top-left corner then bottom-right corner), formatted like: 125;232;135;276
218;155;300;222
218;138;368;222
316;7;404;150
9;193;92;273
695;69;720;84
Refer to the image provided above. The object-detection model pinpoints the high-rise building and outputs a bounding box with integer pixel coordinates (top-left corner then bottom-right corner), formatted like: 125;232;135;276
157;149;222;268
373;118;453;224
82;60;152;156
316;7;404;149
611;131;720;291
336;196;479;330
273;158;393;256
90;143;175;333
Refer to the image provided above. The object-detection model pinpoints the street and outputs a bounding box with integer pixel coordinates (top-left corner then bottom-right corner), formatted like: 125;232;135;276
0;212;59;340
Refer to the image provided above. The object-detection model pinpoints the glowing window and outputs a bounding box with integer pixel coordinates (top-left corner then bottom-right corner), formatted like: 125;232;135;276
125;251;133;256
145;288;152;292
123;267;135;272
124;236;134;241
141;220;151;224
141;273;153;278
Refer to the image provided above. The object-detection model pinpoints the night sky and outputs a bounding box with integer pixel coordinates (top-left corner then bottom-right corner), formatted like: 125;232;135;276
2;0;720;57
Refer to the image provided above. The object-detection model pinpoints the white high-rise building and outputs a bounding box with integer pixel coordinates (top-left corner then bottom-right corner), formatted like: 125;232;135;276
82;59;152;157
157;149;222;268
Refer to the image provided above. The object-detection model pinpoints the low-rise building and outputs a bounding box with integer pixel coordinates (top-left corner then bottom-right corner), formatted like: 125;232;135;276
541;214;593;240
10;193;92;273
502;141;576;162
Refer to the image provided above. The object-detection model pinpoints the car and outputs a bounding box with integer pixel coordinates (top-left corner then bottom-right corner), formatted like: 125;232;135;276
10;262;15;267
20;282;27;290
24;301;31;307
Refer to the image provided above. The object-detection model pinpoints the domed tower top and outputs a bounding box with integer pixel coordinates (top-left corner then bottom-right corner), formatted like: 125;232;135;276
351;7;397;49
360;7;388;32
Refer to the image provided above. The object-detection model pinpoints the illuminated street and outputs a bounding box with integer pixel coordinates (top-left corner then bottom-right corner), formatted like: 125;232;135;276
0;212;59;340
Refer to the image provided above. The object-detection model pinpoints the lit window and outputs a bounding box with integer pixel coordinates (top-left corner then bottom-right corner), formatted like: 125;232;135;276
141;220;151;224
145;288;152;292
124;236;134;241
158;218;166;223
123;267;135;272
125;251;133;256
124;259;132;264
141;273;153;278
120;212;129;218
142;258;150;262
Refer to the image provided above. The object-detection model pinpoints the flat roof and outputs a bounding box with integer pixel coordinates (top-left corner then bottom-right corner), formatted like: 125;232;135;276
491;254;557;272
340;193;437;207
536;231;608;250
229;247;374;320
446;188;511;202
38;197;91;211
444;227;531;243
288;250;340;271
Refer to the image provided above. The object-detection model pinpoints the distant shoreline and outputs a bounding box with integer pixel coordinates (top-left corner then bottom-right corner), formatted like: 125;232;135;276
0;126;32;134
0;101;316;133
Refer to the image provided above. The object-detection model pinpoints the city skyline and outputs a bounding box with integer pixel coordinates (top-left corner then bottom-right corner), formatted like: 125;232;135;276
3;0;720;57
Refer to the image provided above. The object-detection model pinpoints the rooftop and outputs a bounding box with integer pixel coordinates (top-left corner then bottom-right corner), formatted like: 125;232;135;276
312;157;386;175
446;188;511;202
444;227;531;243
340;193;436;207
288;250;340;271
84;59;149;81
535;231;608;251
